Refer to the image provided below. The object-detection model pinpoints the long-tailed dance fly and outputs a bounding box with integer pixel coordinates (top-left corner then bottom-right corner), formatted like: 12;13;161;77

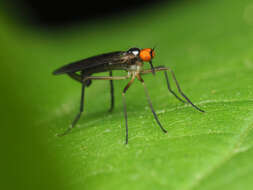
53;47;204;144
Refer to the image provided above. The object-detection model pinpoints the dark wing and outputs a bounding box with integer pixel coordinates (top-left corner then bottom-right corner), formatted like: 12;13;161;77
53;51;124;75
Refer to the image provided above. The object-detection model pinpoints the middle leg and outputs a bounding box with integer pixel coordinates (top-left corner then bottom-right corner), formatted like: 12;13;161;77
136;74;167;133
122;75;136;144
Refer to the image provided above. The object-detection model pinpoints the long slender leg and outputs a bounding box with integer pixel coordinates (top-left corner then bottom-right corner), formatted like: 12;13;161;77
67;71;128;83
137;74;167;133
140;67;204;112
58;74;129;137
164;71;186;103
140;66;168;74
122;94;128;144
109;71;114;112
69;72;118;112
122;76;136;144
141;67;185;103
168;68;204;112
83;75;130;82
58;82;86;136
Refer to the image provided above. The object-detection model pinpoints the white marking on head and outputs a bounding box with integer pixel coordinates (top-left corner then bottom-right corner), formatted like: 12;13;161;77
132;50;139;56
127;47;140;56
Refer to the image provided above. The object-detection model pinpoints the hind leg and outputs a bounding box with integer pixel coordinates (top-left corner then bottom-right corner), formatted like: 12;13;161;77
58;81;86;136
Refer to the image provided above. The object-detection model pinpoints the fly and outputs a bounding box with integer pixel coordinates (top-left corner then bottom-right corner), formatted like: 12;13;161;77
53;47;204;144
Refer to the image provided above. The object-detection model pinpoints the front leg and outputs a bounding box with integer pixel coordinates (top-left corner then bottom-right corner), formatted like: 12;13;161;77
141;67;185;104
140;66;204;112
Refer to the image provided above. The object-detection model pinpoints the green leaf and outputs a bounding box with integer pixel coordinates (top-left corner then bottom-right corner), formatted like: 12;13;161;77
1;0;253;189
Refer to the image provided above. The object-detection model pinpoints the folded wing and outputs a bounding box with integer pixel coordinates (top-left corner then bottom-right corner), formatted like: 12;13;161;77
53;51;123;75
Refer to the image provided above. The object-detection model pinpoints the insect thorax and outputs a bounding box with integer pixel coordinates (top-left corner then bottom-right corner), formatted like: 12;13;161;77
127;61;143;72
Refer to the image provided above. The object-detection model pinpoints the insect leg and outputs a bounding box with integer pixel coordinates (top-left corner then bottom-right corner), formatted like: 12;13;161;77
140;67;185;103
136;74;167;134
83;75;130;82
67;72;92;86
69;71;120;112
141;66;204;112
109;71;114;112
122;76;136;144
140;66;168;74
82;74;131;144
166;68;204;112
163;71;186;103
58;81;86;136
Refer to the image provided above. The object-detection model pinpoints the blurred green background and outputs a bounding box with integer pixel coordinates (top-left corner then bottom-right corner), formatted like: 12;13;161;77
1;0;253;189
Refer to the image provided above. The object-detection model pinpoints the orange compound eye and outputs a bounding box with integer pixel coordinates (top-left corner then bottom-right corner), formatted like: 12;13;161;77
139;48;154;62
151;49;155;58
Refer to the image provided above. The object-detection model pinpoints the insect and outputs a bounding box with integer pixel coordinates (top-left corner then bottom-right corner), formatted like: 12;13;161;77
53;47;204;144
